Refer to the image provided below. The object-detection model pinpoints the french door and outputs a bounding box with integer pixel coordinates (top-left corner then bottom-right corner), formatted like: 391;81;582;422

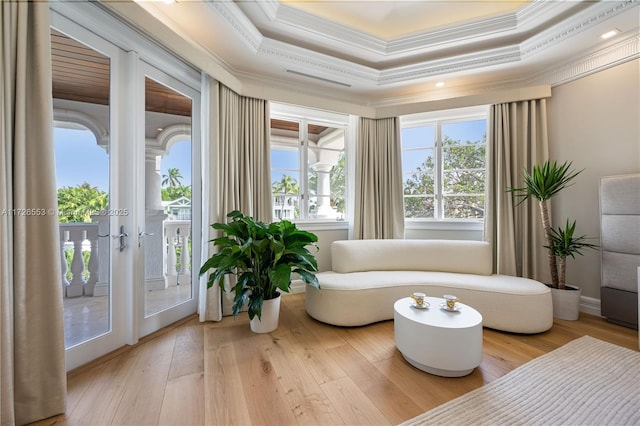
136;62;200;338
52;10;200;371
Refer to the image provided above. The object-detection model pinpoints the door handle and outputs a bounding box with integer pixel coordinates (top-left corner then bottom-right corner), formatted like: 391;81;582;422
114;225;128;252
138;230;154;247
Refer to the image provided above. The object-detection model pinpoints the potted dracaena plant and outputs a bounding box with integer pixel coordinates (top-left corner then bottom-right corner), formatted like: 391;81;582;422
509;160;598;320
199;210;320;333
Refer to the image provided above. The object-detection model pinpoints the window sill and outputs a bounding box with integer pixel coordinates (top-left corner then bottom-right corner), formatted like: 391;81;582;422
294;220;349;232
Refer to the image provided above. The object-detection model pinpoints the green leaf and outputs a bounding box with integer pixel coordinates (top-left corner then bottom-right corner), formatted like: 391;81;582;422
544;218;599;259
247;295;264;320
508;160;583;204
200;210;320;319
295;269;320;290
269;263;292;294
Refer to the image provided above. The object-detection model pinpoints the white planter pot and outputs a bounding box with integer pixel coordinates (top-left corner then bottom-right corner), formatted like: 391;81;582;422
550;285;581;321
250;294;281;333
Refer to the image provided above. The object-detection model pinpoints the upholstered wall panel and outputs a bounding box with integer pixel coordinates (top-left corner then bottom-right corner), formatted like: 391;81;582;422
600;173;640;329
601;215;640;254
602;252;640;293
600;176;640;214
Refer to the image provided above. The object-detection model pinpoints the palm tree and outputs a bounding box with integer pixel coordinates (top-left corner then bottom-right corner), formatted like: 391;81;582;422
272;175;299;196
162;167;183;188
509;160;582;289
272;175;300;218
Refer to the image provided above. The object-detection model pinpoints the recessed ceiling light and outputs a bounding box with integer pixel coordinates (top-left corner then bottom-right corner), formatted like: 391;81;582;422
157;127;163;132
436;82;445;88
601;29;620;39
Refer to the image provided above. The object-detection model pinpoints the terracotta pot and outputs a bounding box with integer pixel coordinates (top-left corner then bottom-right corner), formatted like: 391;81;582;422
250;294;281;333
549;285;581;321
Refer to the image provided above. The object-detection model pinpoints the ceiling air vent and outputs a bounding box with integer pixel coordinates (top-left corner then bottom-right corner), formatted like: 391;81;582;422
285;69;352;88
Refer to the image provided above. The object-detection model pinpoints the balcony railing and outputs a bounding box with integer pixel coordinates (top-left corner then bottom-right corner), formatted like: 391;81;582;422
59;219;192;298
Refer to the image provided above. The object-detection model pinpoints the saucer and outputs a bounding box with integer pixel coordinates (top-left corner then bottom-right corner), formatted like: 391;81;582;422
439;302;461;312
410;300;430;309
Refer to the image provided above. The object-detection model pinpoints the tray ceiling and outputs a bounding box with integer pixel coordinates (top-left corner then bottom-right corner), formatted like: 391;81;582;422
101;1;640;106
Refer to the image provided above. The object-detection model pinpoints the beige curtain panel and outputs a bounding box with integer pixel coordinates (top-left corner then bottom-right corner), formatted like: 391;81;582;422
484;99;550;282
200;82;271;321
1;2;67;424
354;117;405;239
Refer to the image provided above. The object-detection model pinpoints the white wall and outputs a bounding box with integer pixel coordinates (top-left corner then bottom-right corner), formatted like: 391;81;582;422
547;59;640;300
405;227;483;241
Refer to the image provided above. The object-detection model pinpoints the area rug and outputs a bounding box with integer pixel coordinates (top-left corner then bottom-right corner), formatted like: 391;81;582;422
400;336;640;426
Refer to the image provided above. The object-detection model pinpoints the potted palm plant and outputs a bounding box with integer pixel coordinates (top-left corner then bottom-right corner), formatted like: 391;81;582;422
509;160;597;320
545;219;598;319
199;210;320;333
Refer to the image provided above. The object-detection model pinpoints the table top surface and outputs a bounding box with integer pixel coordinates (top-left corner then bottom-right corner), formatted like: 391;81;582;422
394;296;483;328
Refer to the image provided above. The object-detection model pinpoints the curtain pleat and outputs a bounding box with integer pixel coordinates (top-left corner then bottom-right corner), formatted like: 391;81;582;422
200;82;271;321
1;2;67;424
484;99;550;281
354;117;404;239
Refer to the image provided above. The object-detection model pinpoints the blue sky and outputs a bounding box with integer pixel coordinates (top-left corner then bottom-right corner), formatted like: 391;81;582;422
54;127;191;192
55;120;483;192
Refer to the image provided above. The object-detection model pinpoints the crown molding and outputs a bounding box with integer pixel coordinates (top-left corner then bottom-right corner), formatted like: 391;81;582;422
209;0;638;90
258;38;379;83
527;33;640;87
209;0;263;53
265;1;386;56
247;0;577;59
255;0;279;22
521;0;638;60
371;33;639;109
379;46;522;85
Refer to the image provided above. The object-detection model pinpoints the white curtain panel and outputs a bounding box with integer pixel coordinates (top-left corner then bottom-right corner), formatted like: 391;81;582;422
484;99;550;282
354;117;405;239
199;82;271;321
1;2;67;424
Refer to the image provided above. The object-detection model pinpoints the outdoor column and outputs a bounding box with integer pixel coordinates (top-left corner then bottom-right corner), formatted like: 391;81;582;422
311;162;335;218
145;211;168;291
145;154;164;211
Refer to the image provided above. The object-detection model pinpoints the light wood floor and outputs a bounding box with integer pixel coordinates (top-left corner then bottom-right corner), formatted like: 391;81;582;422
37;293;638;426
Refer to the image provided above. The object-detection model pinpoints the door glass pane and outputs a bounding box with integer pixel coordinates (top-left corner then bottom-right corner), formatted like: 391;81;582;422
271;119;301;220
307;124;345;219
144;77;193;317
52;30;111;348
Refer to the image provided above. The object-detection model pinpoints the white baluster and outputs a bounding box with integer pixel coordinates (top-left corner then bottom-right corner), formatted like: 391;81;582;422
67;230;85;297
180;228;190;274
178;226;190;285
86;234;99;296
165;224;178;287
60;230;69;294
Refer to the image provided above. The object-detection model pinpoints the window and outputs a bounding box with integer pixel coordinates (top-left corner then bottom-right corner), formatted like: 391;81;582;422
270;110;347;221
401;109;487;221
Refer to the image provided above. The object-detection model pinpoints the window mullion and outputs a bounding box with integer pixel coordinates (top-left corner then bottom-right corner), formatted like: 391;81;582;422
435;121;443;220
300;119;308;220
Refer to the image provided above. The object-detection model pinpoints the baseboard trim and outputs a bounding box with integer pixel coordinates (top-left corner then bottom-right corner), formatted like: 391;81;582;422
580;295;602;317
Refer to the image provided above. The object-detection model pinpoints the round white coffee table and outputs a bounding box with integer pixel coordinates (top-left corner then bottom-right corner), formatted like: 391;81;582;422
394;296;483;377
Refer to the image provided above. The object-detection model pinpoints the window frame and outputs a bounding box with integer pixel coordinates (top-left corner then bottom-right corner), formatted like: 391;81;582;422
400;106;488;229
270;103;349;223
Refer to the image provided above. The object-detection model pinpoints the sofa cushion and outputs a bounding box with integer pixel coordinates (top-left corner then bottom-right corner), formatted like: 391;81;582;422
331;239;492;275
306;271;552;333
316;270;549;295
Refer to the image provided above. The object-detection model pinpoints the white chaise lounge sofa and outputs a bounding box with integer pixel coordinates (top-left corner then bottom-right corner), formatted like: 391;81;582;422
305;239;553;334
